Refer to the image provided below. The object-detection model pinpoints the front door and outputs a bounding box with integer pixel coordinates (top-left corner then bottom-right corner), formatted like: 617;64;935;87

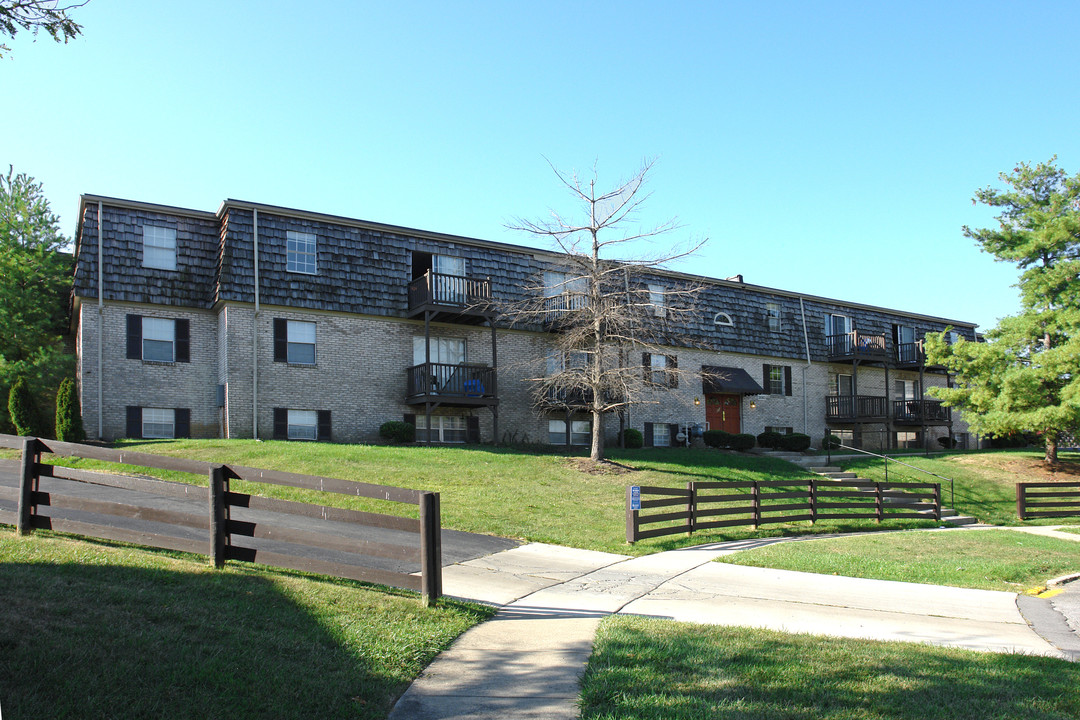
705;393;741;434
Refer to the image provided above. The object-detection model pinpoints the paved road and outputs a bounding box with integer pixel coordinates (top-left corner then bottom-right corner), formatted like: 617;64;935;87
0;466;520;573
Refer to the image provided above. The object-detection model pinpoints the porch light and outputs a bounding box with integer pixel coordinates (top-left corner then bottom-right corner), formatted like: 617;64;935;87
694;396;700;405
749;400;756;409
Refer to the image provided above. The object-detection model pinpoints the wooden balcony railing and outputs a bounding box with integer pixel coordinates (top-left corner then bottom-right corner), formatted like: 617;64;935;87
408;271;491;311
894;341;924;366
407;362;496;399
826;395;889;421
892;399;951;424
827;331;888;361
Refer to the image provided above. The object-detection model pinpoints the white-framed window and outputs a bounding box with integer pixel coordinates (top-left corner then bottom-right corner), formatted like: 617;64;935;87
825;313;851;337
767;365;784;395
765;426;793;435
142;408;175;439
829;373;853;396
287;230;317;274
895;431;920;449
648;284;666;317
543;271;587;312
646;353;676;387
287;320;316;364
766;302;782;332
548;419;591;445
546;349;587;375
653;424;672;447
895;379;918;400
416;415;467;443
142;317;176;362
287;409;318;440
143;225;176;271
945;331;962;344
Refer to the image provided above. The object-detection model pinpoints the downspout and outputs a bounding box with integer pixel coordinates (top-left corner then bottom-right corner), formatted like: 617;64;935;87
799;297;812;435
252;208;260;439
97;201;104;440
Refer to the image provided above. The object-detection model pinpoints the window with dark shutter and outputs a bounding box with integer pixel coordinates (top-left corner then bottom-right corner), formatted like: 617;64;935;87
667;355;678;388
273;408;287;439
273;319;288;362
642;352;651;382
668;423;680;446
762;364;772;393
175;319;190;363
644;422;654;447
466;416;480;443
317;410;331;441
784;366;793;396
126;315;142;359
126;406;142;438
175;408;191;438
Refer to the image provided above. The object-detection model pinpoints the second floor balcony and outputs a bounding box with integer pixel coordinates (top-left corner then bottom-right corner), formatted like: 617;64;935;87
407;271;493;323
827;331;888;363
826;394;889;421
893;399;951;425
406;362;498;407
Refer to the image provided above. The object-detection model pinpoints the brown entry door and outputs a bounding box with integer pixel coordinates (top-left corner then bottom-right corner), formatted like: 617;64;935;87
706;394;741;434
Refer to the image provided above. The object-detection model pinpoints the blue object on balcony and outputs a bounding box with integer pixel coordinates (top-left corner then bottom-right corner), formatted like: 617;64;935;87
463;379;484;396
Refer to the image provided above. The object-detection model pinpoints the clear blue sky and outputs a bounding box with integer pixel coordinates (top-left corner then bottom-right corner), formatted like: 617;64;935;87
5;1;1078;332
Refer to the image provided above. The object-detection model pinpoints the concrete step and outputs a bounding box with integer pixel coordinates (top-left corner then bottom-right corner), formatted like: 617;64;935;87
817;471;859;480
941;514;979;526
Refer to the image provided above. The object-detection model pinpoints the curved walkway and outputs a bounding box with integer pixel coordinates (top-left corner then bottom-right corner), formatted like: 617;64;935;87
390;528;1080;719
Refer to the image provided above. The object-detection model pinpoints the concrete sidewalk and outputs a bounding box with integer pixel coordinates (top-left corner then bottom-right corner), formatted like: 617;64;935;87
390;533;1074;719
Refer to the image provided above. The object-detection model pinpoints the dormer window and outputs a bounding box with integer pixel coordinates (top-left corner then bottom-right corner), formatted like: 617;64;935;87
143;225;176;270
648;284;666;318
287;230;317;274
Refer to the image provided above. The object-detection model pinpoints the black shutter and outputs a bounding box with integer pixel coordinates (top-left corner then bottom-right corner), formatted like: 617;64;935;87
175;319;190;363
273;318;288;362
126;406;142;438
127;315;142;359
668;423;680;446
668;355;678;388
175;408;191;438
762;364;772;394
642;353;651;382
644;422;654;447
317;410;331;441
404;413;416;426
784;366;793;396
466;416;480;443
273;408;287;439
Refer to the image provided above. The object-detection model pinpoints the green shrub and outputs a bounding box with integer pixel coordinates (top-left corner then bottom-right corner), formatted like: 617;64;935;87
937;436;957;449
756;431;783;449
8;376;37;436
379;420;415;443
730;433;755;451
779;433;811;452
821;434;842;450
702;429;733;448
621;428;643;449
54;377;85;442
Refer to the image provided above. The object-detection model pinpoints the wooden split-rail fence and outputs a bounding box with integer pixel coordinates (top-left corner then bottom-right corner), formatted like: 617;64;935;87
0;435;442;604
626;477;941;542
1016;482;1080;520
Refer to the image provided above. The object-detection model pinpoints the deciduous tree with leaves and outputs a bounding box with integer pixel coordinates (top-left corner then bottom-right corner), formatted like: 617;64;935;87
927;158;1080;465
0;0;86;57
0;166;73;434
505;160;706;462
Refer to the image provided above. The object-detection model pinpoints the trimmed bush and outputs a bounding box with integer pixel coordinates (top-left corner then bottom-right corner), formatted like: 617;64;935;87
779;433;812;452
621;427;643;449
821;434;842;450
8;376;36;436
937;436;957;449
730;433;755;451
756;431;783;449
702;429;733;448
54;378;85;442
379;420;415;443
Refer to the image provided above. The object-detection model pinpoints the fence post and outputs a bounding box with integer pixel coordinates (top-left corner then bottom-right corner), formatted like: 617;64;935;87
419;491;442;606
209;464;227;568
809;479;817;524
875;482;883;523
1016;484;1025;520
752;481;761;529
686;482;695;537
16;436;39;536
933;483;941;521
625;486;638;543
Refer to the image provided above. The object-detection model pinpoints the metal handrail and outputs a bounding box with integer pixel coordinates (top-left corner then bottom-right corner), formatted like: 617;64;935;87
826;441;954;507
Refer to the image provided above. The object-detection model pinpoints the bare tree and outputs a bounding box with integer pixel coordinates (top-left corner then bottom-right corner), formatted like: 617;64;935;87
505;159;706;462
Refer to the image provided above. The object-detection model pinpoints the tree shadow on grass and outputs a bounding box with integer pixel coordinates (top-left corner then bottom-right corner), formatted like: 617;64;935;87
0;556;444;720
581;618;1080;720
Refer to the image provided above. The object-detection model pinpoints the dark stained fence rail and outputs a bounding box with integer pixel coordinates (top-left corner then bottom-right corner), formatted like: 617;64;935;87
0;435;442;604
627;478;940;542
1017;482;1080;520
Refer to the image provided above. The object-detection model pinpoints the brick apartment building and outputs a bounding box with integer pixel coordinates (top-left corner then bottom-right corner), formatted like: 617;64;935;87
70;195;977;450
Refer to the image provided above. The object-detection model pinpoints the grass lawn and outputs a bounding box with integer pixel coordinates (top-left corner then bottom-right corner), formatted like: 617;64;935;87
716;528;1080;592
1057;525;1080;535
2;440;942;555
834;449;1080;526
579;616;1080;720
0;532;493;720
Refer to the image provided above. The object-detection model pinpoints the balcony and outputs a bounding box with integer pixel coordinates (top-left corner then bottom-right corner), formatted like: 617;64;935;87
406;362;498;407
892;399;951;425
826;395;889;422
827;331;888;363
407;271;493;324
894;341;924;368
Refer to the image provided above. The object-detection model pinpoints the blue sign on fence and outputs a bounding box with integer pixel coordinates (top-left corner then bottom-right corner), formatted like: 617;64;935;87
630;486;641;511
